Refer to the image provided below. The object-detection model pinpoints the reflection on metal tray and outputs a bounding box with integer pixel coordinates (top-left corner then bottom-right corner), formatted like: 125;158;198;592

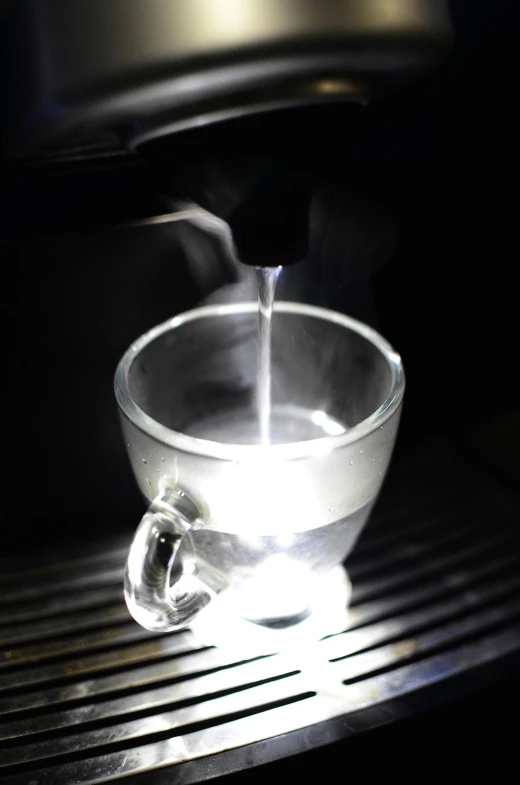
0;449;519;784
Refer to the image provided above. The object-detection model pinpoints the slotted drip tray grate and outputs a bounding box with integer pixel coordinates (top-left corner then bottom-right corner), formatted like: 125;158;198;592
0;451;519;784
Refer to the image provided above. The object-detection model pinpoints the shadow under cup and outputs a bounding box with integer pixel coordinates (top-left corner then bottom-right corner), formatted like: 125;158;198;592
115;302;404;652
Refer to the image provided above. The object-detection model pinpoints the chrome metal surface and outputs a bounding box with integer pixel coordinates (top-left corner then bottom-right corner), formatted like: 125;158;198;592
0;452;518;783
3;0;451;156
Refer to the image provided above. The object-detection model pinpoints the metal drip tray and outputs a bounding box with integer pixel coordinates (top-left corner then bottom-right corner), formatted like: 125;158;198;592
0;450;519;784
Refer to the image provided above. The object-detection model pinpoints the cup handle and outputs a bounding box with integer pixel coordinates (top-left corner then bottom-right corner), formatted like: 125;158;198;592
124;487;212;631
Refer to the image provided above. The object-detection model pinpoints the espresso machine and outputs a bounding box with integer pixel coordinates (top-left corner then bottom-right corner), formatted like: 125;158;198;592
1;1;519;782
1;0;452;266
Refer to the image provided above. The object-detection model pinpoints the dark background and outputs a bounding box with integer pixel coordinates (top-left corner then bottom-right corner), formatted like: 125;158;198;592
1;0;517;546
0;0;518;776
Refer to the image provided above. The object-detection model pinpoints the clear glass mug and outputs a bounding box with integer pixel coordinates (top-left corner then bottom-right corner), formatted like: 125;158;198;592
115;302;404;652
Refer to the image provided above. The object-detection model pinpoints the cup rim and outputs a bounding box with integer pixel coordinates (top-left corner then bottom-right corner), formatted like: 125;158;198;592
114;301;405;461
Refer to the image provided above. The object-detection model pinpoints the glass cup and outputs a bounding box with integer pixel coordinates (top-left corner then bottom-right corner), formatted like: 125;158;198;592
115;302;404;654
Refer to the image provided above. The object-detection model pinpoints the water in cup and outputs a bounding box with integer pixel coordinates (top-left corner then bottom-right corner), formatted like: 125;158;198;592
182;402;369;628
177;498;371;626
176;267;367;629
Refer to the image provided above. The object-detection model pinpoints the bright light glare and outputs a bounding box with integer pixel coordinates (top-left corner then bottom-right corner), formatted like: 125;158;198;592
230;556;316;621
215;457;324;535
311;409;345;436
189;566;351;658
312;409;327;426
276;533;295;547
